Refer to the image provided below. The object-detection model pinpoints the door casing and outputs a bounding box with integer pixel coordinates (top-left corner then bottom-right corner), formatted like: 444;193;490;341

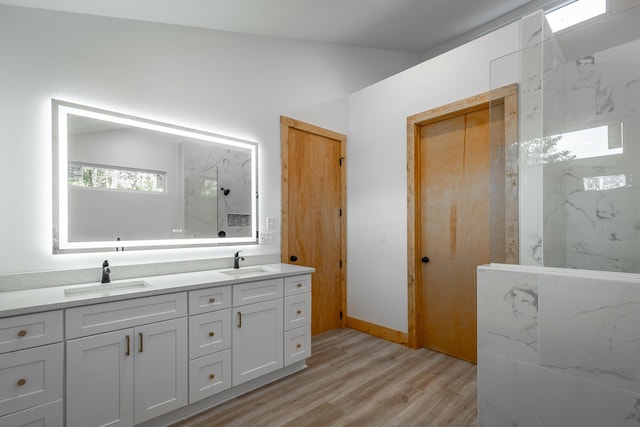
406;84;519;349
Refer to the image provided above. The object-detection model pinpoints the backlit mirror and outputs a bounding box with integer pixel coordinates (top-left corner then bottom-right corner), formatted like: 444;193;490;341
52;99;258;253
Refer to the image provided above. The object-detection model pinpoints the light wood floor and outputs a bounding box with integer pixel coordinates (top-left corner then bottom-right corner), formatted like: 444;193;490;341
172;328;477;427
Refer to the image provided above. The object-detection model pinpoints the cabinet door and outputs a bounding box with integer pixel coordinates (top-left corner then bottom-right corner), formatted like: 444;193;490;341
66;330;134;427
232;299;283;386
134;318;188;424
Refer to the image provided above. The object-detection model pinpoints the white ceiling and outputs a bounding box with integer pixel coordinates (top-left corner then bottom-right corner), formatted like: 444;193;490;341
0;0;565;56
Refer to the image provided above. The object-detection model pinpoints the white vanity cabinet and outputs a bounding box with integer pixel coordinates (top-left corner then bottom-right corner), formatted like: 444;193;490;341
188;286;232;403
232;279;284;386
65;293;188;427
0;310;64;427
0;264;314;427
283;275;312;366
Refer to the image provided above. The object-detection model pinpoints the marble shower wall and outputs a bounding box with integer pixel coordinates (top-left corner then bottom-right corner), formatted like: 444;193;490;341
542;37;640;273
478;263;640;426
182;141;253;238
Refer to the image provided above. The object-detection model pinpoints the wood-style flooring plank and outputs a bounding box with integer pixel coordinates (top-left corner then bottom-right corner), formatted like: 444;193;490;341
171;328;477;427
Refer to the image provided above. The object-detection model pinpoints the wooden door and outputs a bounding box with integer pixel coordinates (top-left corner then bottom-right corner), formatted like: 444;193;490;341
419;107;491;363
406;85;519;362
281;116;346;335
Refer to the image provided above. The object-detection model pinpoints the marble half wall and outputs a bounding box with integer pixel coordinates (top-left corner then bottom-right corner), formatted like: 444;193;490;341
478;263;640;426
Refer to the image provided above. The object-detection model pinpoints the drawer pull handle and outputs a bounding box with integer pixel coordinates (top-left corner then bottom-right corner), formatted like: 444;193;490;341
17;378;26;386
209;332;215;337
297;310;302;315
237;312;242;328
296;283;302;288
126;335;131;356
139;333;143;353
296;343;302;349
209;373;215;380
18;330;27;337
209;297;216;303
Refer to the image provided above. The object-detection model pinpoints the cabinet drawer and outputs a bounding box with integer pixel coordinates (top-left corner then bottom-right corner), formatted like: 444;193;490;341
188;349;231;404
0;311;63;354
0;399;63;427
284;326;311;367
66;292;187;339
189;286;231;315
0;343;63;417
284;274;312;296
189;309;231;359
233;278;283;307
284;293;311;331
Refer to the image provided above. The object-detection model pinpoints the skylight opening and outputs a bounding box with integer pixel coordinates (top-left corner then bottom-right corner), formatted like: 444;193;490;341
546;0;607;32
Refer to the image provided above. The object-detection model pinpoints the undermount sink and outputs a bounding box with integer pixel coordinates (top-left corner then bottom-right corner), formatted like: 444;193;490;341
64;279;151;297
219;267;277;278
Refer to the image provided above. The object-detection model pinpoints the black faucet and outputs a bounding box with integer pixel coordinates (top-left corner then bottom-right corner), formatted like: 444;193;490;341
233;251;244;269
101;260;111;283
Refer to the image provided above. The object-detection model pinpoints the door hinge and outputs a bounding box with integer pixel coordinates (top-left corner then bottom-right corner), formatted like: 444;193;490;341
339;209;342;217
340;310;343;320
340;260;343;268
340;157;344;166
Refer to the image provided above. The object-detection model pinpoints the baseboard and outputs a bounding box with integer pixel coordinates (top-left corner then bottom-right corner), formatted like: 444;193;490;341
346;316;408;346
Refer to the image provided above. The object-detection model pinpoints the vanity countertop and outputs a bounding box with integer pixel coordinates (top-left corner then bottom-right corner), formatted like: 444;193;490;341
0;263;314;318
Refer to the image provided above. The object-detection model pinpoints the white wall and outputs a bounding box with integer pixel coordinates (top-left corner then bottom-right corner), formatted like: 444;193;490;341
346;23;522;333
0;5;420;275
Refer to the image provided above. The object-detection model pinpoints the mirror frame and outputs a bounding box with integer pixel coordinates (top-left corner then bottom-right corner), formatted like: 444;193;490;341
52;99;258;253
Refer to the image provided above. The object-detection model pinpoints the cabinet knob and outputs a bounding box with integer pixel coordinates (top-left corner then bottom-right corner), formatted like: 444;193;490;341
296;344;302;349
209;297;216;303
17;378;26;386
209;373;215;380
296;283;302;288
297;310;302;315
209;332;215;337
17;330;27;337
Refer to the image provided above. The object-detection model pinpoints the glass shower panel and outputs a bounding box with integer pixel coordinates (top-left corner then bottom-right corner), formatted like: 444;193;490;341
490;4;640;273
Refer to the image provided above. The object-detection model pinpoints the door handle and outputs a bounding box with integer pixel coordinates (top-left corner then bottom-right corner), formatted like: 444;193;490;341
290;255;298;262
421;256;430;263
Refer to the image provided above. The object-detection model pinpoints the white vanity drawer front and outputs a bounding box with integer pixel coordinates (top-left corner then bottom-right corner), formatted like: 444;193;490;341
284;274;312;296
65;292;187;339
0;399;63;427
189;309;231;359
284;326;311;367
188;285;231;315
284;293;311;332
232;278;283;307
0;343;63;417
188;349;231;404
0;311;63;354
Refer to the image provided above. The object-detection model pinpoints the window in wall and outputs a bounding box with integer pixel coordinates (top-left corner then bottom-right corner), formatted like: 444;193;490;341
547;124;622;162
583;174;631;191
546;0;607;32
68;162;166;193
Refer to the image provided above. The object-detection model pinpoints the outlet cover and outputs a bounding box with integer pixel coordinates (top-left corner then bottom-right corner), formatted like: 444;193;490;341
259;232;274;245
